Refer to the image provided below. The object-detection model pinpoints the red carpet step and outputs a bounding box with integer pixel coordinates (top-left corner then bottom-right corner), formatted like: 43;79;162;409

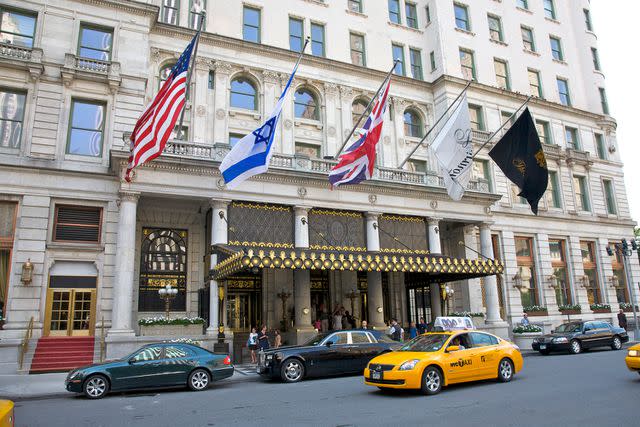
30;337;95;373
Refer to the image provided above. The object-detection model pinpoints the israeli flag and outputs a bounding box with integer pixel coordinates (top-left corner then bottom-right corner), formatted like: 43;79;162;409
219;62;300;189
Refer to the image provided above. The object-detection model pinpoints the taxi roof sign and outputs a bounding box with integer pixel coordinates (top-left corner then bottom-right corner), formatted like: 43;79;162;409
433;316;475;331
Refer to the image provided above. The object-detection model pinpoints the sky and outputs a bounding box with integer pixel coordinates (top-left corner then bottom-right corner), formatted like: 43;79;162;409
591;1;640;226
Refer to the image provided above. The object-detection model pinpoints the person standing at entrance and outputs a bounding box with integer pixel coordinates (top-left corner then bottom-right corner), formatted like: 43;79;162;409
409;322;417;339
618;309;628;330
390;319;402;341
417;317;427;335
247;327;258;364
360;320;368;330
257;325;270;351
332;304;343;330
274;329;282;348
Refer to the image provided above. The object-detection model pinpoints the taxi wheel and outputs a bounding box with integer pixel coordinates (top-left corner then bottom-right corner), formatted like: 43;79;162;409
281;358;305;383
611;336;622;351
420;366;443;395
83;374;109;399
570;339;582;354
497;358;514;382
188;369;211;391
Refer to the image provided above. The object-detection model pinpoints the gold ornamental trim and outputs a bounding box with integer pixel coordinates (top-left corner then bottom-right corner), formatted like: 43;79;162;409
309;208;362;218
380;247;430;255
309;244;366;252
228;240;294;249
213;245;504;280
379;214;425;223
230;201;292;212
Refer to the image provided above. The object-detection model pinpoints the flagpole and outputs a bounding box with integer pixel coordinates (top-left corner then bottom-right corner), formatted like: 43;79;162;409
176;9;206;141
325;60;399;160
471;95;533;158
397;80;472;169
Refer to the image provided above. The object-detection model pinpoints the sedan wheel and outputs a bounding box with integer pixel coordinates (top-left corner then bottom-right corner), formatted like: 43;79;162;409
188;369;210;391
421;367;442;395
83;375;109;399
570;339;582;354
497;358;514;382
611;336;622;351
281;358;304;383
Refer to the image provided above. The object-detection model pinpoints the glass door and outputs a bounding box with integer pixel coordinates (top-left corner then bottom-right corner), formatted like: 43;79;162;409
45;289;96;336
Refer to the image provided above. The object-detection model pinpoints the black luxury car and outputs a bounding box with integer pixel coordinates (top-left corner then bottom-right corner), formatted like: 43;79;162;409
531;320;628;355
257;330;400;382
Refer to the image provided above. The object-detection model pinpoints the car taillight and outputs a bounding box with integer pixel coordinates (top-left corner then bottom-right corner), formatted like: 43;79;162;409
223;355;231;365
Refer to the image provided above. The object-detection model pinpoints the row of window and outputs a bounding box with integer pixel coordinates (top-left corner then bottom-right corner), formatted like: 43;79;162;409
515;236;630;307
454;4;608;113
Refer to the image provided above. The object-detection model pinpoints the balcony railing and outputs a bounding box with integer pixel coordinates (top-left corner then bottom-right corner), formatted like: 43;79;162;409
0;42;43;79
0;42;36;60
61;53;121;90
158;140;492;194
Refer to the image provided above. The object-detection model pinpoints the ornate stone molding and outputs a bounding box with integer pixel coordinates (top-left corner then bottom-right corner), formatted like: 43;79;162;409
339;85;354;99
118;191;140;205
323;82;339;96
262;70;279;84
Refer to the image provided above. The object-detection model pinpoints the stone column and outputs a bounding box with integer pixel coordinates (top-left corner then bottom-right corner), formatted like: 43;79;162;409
108;191;139;337
207;200;229;336
480;223;503;323
294;207;311;328
428;217;443;318
365;212;384;327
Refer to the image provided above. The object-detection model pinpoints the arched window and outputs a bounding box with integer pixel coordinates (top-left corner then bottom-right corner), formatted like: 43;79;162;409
139;228;188;312
294;88;320;120
351;98;369;127
230;77;258;111
404;109;423;138
159;62;175;89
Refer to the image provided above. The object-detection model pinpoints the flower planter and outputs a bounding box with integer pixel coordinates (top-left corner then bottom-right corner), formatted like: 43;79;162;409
591;309;611;314
139;323;204;336
559;310;580;315
512;332;542;350
525;311;548;317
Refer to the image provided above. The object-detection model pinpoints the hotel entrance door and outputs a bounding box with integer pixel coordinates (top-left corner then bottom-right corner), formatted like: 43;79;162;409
44;288;96;337
405;273;432;324
226;274;262;332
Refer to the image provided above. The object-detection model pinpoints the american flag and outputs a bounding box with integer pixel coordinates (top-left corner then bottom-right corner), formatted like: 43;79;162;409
125;33;198;182
328;77;391;187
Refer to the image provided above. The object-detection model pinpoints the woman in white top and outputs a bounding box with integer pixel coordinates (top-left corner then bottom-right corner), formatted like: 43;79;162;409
247;327;258;364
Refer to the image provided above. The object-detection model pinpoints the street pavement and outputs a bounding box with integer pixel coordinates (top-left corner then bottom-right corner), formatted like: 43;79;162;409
12;348;640;427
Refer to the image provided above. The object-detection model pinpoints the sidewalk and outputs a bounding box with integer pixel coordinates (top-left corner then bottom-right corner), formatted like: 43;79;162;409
0;364;260;401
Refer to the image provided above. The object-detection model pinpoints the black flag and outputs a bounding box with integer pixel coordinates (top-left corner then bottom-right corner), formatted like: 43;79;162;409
489;108;548;214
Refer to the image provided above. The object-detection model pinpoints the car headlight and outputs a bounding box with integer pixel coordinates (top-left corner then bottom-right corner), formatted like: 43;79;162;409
552;337;569;344
399;359;420;371
628;350;639;357
266;354;273;360
68;370;82;380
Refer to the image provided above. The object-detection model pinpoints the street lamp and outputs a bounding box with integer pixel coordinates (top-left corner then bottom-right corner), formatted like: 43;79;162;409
441;285;455;315
277;289;291;332
607;239;640;341
158;284;178;320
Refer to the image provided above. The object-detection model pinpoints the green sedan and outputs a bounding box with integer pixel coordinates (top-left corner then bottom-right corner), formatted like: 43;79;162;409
65;343;234;399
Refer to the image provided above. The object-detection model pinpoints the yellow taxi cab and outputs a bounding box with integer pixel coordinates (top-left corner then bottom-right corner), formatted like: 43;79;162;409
364;317;523;395
0;400;14;427
625;343;640;375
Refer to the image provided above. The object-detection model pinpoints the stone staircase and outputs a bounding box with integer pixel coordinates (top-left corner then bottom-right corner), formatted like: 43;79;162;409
29;337;96;373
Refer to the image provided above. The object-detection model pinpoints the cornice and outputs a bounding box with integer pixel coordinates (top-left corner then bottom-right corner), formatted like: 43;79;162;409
433;75;608;123
78;0;159;17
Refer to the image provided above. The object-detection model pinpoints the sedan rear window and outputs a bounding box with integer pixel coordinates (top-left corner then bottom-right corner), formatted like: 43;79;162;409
399;334;448;352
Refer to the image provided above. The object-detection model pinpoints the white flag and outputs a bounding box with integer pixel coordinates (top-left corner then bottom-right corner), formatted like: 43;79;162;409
430;94;473;201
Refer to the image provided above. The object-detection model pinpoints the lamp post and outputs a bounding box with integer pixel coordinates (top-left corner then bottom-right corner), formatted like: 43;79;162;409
345;289;359;318
158;284;178;320
277;289;291;332
218;283;225;344
440;285;455;315
607;239;640;341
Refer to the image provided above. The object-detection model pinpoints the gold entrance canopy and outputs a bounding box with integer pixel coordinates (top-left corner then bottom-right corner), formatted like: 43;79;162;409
212;244;503;282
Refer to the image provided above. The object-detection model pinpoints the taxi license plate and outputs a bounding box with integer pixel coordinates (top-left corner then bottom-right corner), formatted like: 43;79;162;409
539;344;547;350
371;371;382;380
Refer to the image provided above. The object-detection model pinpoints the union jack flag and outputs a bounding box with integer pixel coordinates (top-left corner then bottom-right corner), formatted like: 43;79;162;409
328;77;391;187
125;33;198;182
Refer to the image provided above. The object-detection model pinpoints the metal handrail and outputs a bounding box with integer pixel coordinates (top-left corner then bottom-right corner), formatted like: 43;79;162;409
100;316;105;362
18;316;34;370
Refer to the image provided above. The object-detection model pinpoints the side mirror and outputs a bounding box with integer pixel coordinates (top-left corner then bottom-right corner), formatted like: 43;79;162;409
550;330;554;334
446;345;460;353
325;341;334;347
128;358;136;364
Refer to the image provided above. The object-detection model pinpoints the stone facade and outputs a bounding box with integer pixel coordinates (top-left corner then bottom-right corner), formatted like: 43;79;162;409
0;0;638;371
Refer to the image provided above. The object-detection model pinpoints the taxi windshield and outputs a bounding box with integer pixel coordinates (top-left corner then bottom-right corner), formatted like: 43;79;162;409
398;334;448;352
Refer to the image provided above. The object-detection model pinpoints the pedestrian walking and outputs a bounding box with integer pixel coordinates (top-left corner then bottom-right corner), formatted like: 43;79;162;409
360;320;368;330
257;325;270;351
332;304;343;330
247;327;258;364
274;329;282;348
520;313;530;326
390;318;402;341
409;321;417;339
417;317;427;335
618;309;628;330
